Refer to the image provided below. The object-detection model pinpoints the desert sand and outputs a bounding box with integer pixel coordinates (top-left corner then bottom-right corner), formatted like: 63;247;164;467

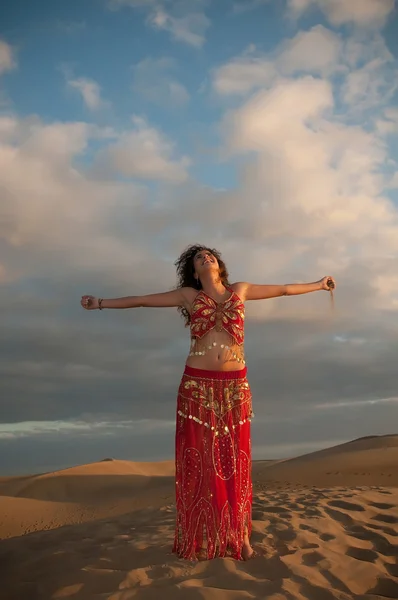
0;435;397;600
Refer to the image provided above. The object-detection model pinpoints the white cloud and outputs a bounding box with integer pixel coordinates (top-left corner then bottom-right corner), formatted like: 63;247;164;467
0;417;175;440
219;73;398;315
388;172;398;188
287;0;395;27
212;26;342;96
1;23;398;458
100;116;190;182
108;0;210;47
68;76;108;110
147;7;210;47
314;397;398;410
132;57;189;106
333;335;366;345
0;117;106;248
213;26;397;131
372;275;398;309
377;107;398;136
168;81;190;104
0;40;16;75
277;25;342;75
338;33;398;114
226;77;335;153
0;113;188;270
342;58;398;110
212;55;275;95
344;32;393;68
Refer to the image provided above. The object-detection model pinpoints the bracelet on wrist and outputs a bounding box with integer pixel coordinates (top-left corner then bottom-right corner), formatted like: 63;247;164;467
98;298;103;310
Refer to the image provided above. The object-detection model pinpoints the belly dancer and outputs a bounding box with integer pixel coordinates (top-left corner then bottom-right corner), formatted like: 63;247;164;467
81;244;336;561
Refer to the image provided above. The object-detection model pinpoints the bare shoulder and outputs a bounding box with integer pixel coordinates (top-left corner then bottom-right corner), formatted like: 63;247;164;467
230;282;249;302
180;286;198;309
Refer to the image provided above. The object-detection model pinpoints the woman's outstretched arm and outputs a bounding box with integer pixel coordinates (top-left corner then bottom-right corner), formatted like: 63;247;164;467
81;287;195;310
234;276;336;301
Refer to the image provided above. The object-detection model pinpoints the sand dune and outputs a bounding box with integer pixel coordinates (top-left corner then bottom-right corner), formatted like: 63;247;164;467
0;435;397;600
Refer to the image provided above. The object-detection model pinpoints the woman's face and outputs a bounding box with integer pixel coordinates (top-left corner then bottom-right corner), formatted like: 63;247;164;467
193;249;219;279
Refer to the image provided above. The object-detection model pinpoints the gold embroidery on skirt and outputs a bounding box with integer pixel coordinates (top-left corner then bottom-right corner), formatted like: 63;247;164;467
174;371;253;560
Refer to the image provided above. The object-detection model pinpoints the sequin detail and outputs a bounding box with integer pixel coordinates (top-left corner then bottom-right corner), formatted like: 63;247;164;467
190;289;245;345
173;366;253;561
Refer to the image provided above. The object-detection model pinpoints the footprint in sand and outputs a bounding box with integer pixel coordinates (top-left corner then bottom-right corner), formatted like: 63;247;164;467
264;506;292;515
304;507;323;517
367;522;398;536
346;546;379;563
252;511;265;520
286;503;303;509
319;533;335;542
385;563;398;578
327;500;365;512
368;577;398;598
302;550;330;568
368;502;395;510
301;542;320;550
324;506;354;527
299;524;319;534
372;513;398;525
272;528;297;544
347;525;398;557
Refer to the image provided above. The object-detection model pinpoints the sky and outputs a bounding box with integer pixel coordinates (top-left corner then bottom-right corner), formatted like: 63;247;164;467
1;0;398;476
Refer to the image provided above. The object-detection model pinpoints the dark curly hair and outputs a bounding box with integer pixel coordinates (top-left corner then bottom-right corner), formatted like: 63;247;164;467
174;244;230;326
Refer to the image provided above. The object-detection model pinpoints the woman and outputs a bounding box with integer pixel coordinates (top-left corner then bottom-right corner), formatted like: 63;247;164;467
81;244;336;561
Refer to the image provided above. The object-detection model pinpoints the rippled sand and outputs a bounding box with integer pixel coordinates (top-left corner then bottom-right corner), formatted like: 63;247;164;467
0;436;397;600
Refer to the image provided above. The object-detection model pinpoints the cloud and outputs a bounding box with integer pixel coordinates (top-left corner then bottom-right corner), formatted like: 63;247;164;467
132;57;189;106
98;116;190;181
388;171;398;188
67;76;108;110
212;53;275;95
344;31;393;68
0;417;175;440
108;0;211;47
213;26;397;135
287;0;395;27
147;7;210;47
1;6;398;473
376;107;398;136
212;26;342;96
341;57;398;110
220;73;398;317
0;114;188;256
226;77;335;152
0;117;111;248
0;40;16;75
277;25;343;75
313;396;398;410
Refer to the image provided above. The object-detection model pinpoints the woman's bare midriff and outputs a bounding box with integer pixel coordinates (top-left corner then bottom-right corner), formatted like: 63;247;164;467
185;329;246;372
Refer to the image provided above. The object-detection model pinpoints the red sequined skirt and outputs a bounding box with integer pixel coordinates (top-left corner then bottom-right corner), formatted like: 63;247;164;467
173;365;253;561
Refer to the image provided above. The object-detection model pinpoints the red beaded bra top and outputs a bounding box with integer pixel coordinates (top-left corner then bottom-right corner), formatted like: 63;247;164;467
190;288;245;345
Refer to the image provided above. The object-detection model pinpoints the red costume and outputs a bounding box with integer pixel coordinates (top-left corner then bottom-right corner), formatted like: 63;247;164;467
190;289;245;344
173;289;253;560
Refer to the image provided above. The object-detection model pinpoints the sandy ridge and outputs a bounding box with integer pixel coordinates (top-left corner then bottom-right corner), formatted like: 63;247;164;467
0;435;397;600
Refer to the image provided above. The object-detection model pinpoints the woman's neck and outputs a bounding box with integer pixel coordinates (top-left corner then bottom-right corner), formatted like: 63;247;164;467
200;273;228;298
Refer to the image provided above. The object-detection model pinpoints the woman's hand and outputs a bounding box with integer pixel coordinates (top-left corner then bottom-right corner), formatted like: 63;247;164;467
319;276;336;291
81;295;99;310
